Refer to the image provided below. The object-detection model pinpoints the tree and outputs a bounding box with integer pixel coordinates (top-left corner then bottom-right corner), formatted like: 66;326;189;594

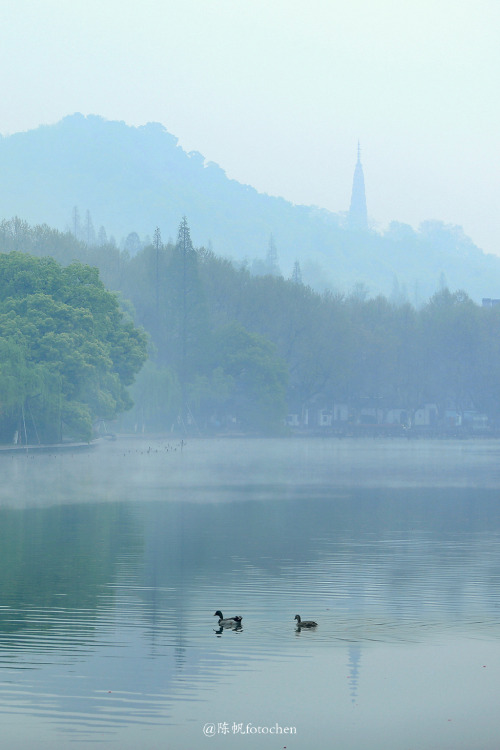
71;206;81;240
291;261;303;285
166;217;210;424
123;360;181;433
153;226;162;316
0;252;148;443
266;234;280;276
211;323;288;433
124;232;142;255
419;289;479;413
84;210;96;247
251;234;282;277
97;226;108;246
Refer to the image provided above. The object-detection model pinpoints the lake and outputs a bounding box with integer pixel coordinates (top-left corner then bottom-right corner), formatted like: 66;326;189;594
1;437;500;749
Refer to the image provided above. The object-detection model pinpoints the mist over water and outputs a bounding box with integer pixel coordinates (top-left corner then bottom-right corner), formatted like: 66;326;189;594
3;437;500;508
1;437;500;749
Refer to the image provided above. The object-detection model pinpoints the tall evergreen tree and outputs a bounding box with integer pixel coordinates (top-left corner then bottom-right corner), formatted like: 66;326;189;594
84;209;96;247
97;225;108;246
167;217;209;425
154;226;162;316
266;234;280;276
71;206;81;240
291;260;303;285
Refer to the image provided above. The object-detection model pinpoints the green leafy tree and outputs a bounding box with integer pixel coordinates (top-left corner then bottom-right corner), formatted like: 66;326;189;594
211;323;288;433
124;360;181;433
419;289;479;413
0;252;147;443
188;367;235;431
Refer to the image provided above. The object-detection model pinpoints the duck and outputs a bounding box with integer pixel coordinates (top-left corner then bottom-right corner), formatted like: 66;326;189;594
294;614;317;628
214;610;243;627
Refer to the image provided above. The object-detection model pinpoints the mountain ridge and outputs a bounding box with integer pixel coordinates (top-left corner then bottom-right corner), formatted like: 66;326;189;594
1;113;499;301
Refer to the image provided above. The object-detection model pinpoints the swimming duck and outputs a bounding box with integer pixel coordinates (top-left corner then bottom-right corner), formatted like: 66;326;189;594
214;611;243;627
294;614;317;627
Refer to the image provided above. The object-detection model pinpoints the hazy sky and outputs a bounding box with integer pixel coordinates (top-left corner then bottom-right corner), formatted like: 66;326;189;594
1;0;499;254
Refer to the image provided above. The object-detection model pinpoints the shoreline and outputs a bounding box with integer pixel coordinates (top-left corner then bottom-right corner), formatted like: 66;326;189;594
0;440;100;454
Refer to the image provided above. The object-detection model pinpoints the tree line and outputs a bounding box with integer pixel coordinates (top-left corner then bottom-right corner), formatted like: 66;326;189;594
1;216;500;438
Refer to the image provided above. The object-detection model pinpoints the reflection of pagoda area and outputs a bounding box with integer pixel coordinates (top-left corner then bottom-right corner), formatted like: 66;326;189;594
347;645;361;704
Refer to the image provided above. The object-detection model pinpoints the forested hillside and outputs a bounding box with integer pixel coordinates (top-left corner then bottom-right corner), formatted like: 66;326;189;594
1;114;500;300
1;217;500;439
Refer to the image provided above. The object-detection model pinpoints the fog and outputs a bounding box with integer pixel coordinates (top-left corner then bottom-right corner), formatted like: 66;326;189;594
3;437;500;509
1;1;499;257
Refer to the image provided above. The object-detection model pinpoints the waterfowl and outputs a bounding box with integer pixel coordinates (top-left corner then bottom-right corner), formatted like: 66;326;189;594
294;614;317;628
214;611;243;627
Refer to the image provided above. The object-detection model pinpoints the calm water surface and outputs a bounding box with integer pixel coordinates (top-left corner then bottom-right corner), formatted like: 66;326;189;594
1;437;500;749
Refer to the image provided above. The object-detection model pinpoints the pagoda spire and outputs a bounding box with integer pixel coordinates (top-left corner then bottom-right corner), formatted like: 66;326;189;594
348;142;368;231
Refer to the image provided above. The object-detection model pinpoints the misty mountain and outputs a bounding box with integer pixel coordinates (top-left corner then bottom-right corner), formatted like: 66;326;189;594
1;113;499;301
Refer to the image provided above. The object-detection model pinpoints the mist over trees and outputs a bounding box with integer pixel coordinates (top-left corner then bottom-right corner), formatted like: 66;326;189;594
1;216;500;438
2;114;500;301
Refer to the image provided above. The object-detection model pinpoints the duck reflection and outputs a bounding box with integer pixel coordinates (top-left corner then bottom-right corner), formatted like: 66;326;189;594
214;622;243;636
